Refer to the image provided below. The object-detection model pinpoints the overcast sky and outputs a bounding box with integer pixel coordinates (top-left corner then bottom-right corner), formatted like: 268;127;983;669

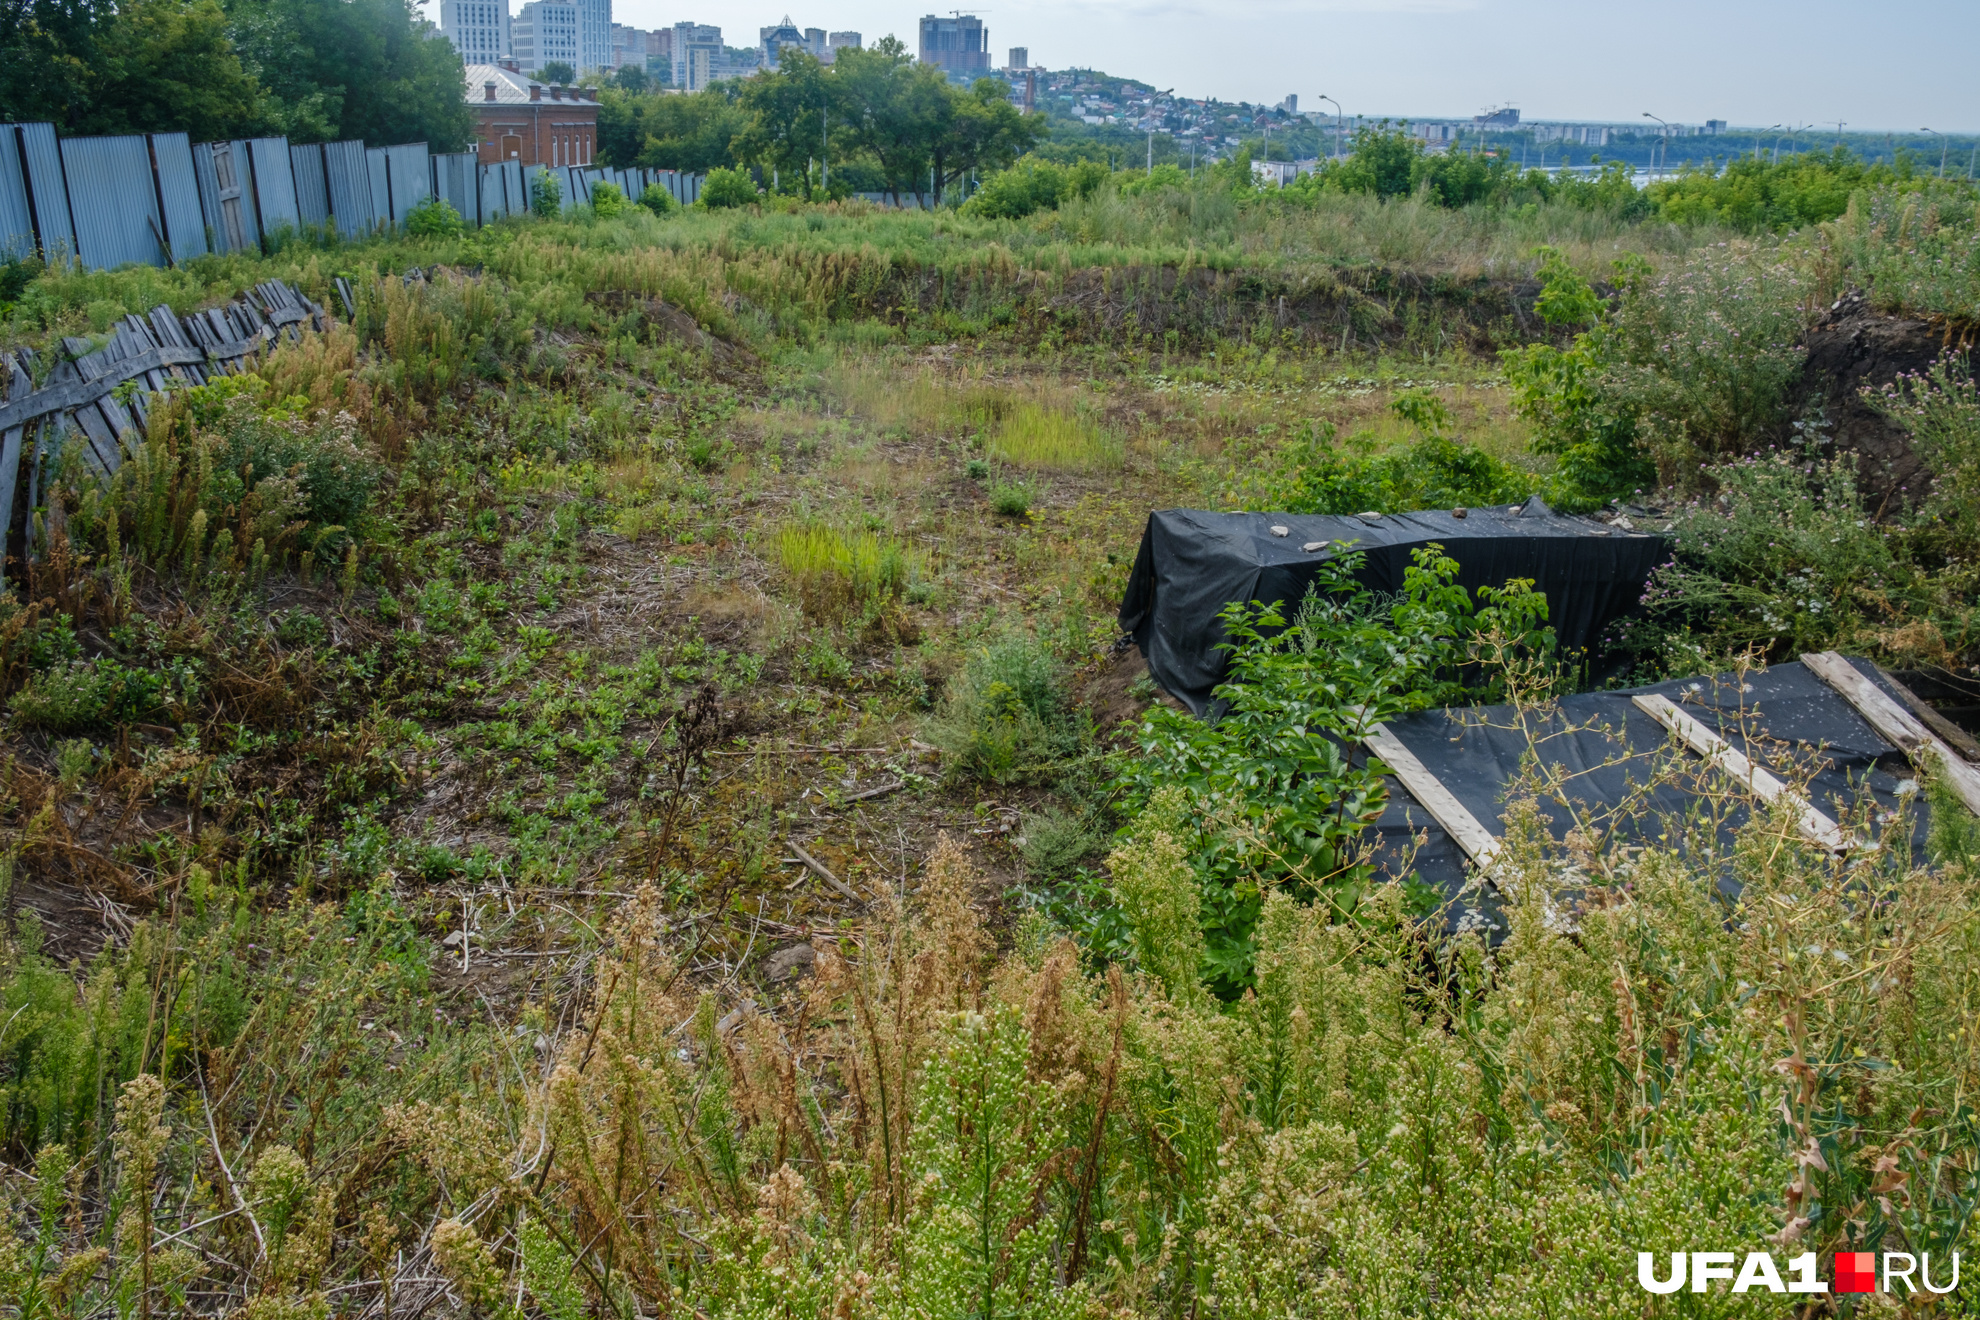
452;0;1979;131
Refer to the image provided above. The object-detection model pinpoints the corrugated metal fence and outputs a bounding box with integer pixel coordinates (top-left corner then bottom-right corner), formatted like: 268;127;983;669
0;123;706;272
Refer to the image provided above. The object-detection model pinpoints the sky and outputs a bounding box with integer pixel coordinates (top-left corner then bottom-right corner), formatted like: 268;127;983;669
444;0;1980;131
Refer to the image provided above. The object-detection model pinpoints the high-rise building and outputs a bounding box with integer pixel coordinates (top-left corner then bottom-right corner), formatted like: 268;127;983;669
513;0;579;72
1007;47;1027;70
804;27;827;57
918;14;989;78
671;22;723;89
569;0;610;73
440;0;511;64
643;27;672;78
610;23;653;68
827;31;860;59
761;15;806;66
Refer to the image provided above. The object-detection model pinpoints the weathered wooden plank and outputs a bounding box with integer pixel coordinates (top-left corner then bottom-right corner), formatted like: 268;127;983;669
1362;721;1505;879
0;344;207;432
1801;650;1980;819
0;353;30;560
68;400;120;476
1632;692;1850;851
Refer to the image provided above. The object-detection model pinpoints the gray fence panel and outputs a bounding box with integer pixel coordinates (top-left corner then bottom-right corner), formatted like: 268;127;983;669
148;133;207;261
385;143;430;226
61;135;161;270
502;161;525;216
0;130;35;258
192;141;260;253
323;140;374;234
562;166;585;210
18;124;73;260
247;137;299;235
191;143;223;251
479;161;511;221
290;143;329;227
365;149;390;227
431;152;477;226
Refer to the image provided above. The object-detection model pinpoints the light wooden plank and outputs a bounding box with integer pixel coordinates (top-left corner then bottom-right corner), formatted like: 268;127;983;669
1362;722;1504;879
1801;650;1980;820
1632;693;1850;851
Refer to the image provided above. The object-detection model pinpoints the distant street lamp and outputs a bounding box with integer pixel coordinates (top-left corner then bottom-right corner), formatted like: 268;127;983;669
1921;127;1947;177
1318;94;1344;161
1757;124;1780;160
1774;123;1799;164
1642;111;1670;177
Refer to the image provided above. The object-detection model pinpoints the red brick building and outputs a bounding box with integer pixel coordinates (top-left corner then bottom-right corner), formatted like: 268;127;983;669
464;63;599;168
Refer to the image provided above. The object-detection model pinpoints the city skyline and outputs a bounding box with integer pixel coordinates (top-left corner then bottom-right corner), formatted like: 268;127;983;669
422;0;1979;132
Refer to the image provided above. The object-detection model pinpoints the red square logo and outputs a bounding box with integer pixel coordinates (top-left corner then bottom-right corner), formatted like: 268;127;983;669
1835;1252;1876;1294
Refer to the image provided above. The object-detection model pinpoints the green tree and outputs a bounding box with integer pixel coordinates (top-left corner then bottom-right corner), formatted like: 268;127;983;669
533;60;574;85
73;0;264;139
733;47;830;197
0;0;268;137
610;63;648;93
227;0;472;149
931;78;1041;205
1315;120;1422;198
597;85;746;172
697;165;758;209
827;38;939;205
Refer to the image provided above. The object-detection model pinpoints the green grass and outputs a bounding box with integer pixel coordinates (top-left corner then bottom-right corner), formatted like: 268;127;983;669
987;404;1122;471
772;522;914;619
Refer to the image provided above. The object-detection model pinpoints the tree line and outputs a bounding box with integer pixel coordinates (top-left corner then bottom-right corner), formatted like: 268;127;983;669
0;0;472;151
598;40;1041;208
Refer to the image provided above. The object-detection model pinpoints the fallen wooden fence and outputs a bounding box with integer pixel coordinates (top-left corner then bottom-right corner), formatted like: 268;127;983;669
0;279;325;562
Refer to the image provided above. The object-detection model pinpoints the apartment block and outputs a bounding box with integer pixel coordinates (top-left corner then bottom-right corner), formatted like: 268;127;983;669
918;14;990;78
440;0;511;63
513;0;579;71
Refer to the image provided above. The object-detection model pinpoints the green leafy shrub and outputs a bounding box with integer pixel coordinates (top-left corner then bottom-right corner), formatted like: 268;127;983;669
1120;547;1554;993
1017;806;1106;881
961;156;1106;219
1872;352;1980;542
1262;399;1539;517
637;182;677;215
529;169;563;218
698;167;759;210
928;635;1083;785
73;387;378;573
988;476;1036;516
1648;147;1950;233
1507;243;1804;502
588;181;628;217
11;657;187;731
404;197;466;238
1619;449;1908;674
1112;162;1188;199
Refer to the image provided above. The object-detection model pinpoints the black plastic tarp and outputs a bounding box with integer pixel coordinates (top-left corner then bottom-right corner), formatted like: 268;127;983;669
1119;498;1667;714
1368;657;1933;939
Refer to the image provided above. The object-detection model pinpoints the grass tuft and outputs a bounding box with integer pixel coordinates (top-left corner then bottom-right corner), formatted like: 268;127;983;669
987;404;1122;471
772;523;914;620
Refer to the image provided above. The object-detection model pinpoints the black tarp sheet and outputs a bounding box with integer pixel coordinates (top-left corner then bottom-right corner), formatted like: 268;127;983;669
1119;499;1668;715
1370;657;1933;939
